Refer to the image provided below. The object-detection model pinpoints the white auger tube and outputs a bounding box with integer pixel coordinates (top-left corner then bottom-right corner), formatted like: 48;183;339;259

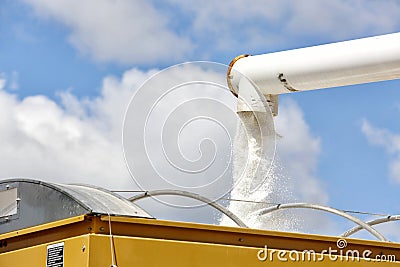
228;32;400;114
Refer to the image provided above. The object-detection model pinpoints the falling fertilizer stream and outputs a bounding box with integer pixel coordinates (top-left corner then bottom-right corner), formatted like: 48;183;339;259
220;111;298;231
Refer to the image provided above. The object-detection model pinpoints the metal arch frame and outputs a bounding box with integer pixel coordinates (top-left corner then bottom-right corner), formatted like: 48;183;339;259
254;203;387;241
342;215;400;238
129;190;248;228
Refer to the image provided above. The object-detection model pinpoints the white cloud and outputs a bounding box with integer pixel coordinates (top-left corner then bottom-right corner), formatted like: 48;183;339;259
167;0;400;53
361;120;400;183
0;68;157;189
284;0;400;39
9;71;19;90
21;0;400;65
0;72;19;91
0;76;5;89
23;0;192;65
275;98;327;204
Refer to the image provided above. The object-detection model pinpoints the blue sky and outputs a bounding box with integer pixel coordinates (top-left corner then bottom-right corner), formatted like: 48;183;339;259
0;0;121;97
1;0;400;240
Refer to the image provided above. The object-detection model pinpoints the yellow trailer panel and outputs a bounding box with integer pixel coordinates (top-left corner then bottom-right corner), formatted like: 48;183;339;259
1;215;399;266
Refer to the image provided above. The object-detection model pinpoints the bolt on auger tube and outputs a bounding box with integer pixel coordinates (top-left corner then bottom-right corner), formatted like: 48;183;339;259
227;32;400;115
